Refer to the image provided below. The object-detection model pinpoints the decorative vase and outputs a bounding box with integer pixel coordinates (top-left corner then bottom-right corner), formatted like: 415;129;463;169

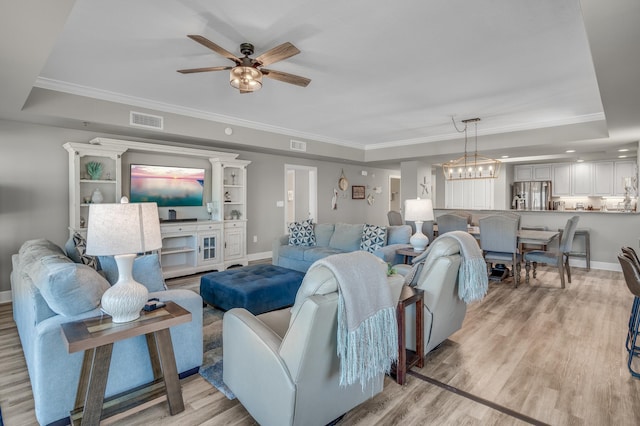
86;161;103;180
100;254;149;322
91;188;104;204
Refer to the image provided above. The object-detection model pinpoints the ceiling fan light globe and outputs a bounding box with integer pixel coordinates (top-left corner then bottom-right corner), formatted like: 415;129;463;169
230;66;263;92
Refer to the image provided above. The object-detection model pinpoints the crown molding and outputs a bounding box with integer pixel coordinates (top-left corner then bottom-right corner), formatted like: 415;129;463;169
33;77;364;149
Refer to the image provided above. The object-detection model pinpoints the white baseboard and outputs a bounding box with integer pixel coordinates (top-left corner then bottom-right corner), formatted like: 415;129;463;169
247;251;272;262
0;290;12;304
569;259;621;272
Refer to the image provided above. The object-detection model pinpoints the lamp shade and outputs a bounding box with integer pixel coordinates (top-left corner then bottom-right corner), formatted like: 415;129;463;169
404;198;434;222
230;66;263;92
86;202;162;256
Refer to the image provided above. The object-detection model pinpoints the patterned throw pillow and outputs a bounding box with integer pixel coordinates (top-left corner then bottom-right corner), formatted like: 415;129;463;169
360;224;387;253
72;232;98;270
288;219;316;246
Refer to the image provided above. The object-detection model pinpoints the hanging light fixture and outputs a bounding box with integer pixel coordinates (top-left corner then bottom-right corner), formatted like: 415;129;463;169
442;117;501;180
230;66;263;92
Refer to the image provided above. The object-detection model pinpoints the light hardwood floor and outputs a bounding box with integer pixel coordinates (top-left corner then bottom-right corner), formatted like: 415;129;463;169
2;264;640;425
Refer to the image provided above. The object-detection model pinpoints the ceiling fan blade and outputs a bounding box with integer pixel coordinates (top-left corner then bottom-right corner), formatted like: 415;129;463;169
187;35;241;64
255;42;300;67
261;69;311;87
177;66;232;74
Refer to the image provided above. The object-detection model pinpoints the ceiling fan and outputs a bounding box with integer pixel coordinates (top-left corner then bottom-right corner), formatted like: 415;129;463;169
177;35;311;93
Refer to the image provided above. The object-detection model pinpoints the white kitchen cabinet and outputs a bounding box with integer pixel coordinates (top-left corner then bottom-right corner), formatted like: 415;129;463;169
445;179;494;209
533;165;552;181
514;166;533;182
571;162;593;196
614;161;637;196
552;163;571;196
515;164;552;182
593;161;614;196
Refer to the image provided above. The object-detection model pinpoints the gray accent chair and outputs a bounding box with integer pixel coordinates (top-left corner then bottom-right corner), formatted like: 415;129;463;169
524;215;579;288
394;237;466;354
479;214;521;287
436;213;469;235
223;258;404;426
387;210;403;225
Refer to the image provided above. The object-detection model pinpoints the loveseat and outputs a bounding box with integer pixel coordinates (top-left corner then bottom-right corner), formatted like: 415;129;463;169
272;222;412;272
10;238;203;426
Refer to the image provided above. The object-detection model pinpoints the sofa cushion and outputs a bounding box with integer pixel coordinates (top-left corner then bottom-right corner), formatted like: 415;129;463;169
98;253;167;292
26;254;110;316
360;224;387;253
303;247;346;263
314;223;335;247
288;219;316;246
329;223;364;251
278;244;315;261
387;225;412;244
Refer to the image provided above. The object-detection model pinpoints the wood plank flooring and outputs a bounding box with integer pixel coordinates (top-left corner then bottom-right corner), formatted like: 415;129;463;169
2;264;640;425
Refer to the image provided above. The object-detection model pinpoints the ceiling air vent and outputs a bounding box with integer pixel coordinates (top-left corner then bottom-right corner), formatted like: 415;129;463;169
130;111;164;131
290;139;307;152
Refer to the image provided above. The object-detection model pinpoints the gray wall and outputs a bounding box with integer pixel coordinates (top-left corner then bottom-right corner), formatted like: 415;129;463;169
0;119;400;293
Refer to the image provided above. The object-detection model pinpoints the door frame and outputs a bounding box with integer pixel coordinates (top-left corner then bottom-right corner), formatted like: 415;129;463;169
284;164;318;232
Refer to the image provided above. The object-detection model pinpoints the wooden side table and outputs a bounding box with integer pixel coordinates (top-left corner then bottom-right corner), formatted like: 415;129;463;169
396;247;424;264
392;285;424;385
61;301;191;426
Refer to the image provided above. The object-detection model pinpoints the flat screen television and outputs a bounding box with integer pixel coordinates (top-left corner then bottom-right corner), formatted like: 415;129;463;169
130;164;205;207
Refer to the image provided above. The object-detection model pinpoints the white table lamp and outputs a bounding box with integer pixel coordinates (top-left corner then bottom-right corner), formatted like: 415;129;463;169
86;200;162;322
404;198;434;252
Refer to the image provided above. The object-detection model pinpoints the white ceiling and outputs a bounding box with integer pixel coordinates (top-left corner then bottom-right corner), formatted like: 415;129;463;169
2;0;640;166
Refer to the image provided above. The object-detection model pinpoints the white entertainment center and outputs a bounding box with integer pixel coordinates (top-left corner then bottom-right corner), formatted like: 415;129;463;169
64;138;250;278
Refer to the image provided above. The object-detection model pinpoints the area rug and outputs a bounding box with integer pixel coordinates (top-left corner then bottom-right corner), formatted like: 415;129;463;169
200;303;236;400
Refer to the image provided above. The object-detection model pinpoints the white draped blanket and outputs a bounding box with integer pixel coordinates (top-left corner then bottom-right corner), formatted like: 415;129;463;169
312;251;398;388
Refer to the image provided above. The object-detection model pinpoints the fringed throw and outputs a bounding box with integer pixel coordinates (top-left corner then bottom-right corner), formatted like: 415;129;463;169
404;231;488;303
312;251;398;389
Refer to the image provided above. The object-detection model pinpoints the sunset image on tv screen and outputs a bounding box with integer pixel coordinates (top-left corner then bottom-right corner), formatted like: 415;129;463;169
130;164;205;207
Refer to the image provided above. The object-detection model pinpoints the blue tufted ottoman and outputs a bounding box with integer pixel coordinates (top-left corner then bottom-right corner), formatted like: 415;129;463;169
200;264;306;315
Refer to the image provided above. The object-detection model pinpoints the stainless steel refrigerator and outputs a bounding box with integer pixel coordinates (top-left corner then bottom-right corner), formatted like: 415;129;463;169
511;181;552;210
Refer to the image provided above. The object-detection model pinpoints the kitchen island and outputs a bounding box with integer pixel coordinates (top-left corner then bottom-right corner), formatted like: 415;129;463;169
434;208;638;270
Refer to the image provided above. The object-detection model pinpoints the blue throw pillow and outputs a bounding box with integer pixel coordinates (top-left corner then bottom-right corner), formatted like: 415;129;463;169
288;219;316;246
360;224;387;253
98;253;166;292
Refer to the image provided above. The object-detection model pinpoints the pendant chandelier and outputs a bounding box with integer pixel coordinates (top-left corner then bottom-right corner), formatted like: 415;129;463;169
442;117;501;180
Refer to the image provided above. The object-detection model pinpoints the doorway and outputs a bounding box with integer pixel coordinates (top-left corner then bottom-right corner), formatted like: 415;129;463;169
389;175;401;212
284;164;318;232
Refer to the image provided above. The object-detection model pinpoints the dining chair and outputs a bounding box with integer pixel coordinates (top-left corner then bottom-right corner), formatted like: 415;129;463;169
524;215;579;288
387;210;403;226
437;213;469;235
618;252;640;378
621;247;640;354
478;214;521;287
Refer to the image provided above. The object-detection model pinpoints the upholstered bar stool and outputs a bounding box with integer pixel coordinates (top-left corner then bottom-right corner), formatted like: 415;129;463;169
568;228;591;271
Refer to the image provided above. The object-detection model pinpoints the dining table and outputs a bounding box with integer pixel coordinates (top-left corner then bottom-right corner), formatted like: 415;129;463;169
466;226;560;246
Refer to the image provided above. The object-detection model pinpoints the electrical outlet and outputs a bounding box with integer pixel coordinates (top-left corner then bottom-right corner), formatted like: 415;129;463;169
253;235;258;243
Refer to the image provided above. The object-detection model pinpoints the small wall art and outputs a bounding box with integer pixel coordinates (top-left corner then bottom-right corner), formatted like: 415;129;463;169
352;185;365;199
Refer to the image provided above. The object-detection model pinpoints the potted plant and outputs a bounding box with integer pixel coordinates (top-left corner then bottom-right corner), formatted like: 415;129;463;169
230;209;242;220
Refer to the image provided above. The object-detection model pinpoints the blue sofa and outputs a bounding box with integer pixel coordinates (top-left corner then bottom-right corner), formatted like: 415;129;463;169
10;239;203;426
272;223;412;272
